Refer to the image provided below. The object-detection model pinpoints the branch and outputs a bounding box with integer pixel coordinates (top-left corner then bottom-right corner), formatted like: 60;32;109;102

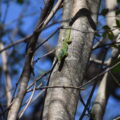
27;70;51;90
18;83;36;119
0;35;32;53
79;59;120;89
91;0;120;119
0;42;12;107
7;0;60;119
35;27;61;51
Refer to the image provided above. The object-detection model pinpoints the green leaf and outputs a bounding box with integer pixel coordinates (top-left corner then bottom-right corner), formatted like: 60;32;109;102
17;0;23;4
95;32;101;37
116;10;120;16
111;45;119;49
117;0;120;3
103;25;110;30
12;69;18;75
101;8;109;16
112;63;120;73
116;19;120;28
102;32;107;38
108;31;114;40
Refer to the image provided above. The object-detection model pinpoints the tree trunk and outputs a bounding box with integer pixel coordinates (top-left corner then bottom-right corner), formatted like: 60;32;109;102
42;0;100;119
91;0;120;120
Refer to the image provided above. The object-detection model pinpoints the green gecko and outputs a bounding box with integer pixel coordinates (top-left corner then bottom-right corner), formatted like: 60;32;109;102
56;28;72;65
55;8;96;70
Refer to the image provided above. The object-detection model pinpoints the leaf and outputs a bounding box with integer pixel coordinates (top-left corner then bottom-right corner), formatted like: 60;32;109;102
17;0;23;4
108;31;114;40
12;69;18;75
116;19;120;28
117;0;120;3
103;25;110;30
95;32;101;37
112;63;120;73
102;32;107;38
101;8;109;16
116;10;120;16
111;45;119;49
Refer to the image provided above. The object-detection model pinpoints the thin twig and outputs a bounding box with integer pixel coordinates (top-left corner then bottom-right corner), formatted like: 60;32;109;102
0;35;32;53
33;49;55;64
79;94;87;107
79;82;97;120
90;57;109;66
2;19;119;54
28;60;120;91
93;41;120;50
35;27;60;51
22;89;45;107
79;60;120;89
36;0;63;32
27;70;51;90
2;0;10;23
38;85;84;90
18;83;36;119
109;72;120;87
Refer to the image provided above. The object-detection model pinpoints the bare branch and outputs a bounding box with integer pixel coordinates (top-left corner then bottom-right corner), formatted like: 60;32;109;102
0;42;12;107
35;27;61;51
7;0;63;119
79;59;120;89
19;83;36;119
0;35;32;53
33;48;55;64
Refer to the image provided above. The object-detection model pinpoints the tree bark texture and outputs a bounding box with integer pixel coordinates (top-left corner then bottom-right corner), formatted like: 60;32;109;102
42;0;100;120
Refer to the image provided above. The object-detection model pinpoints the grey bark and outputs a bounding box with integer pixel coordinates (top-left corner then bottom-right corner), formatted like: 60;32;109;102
0;43;12;107
42;0;100;120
